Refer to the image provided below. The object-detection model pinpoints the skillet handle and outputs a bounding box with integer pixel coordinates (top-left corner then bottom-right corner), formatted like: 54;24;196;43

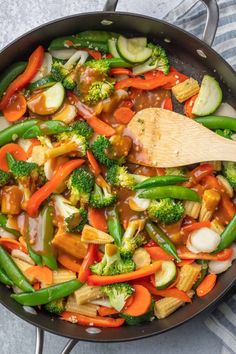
103;0;219;46
35;327;78;354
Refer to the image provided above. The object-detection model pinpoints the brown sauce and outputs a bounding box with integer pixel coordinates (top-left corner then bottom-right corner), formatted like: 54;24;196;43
116;188;142;226
133;88;170;112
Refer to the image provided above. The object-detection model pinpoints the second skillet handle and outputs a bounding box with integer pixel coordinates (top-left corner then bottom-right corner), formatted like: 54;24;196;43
103;0;219;47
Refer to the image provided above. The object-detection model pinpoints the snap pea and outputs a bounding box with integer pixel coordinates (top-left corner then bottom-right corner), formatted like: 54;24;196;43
192;260;208;290
195;116;236;132
0;213;21;237
134;175;188;190
11;279;83;306
0;119;38;146
0;246;34;292
22;120;68;139
145;221;181;262
139;186;200;202
107;207;124;247
0;61;27;98
215;214;236;252
0;266;13;286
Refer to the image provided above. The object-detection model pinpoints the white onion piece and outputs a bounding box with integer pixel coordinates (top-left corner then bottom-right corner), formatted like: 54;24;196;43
30;53;52;82
64;51;88;69
50;49;77;60
90;298;112;307
0;116;10;130
129;191;150;211
214;102;236;118
13;286;22;294
44;159;54;180
209;259;232;274
11;249;35;265
0;227;16;239
186;236;200;254
17;138;32;152
23;306;37;315
230;243;236;260
189;227;221;253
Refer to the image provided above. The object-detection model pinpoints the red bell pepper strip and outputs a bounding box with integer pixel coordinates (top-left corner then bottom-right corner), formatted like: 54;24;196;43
184;94;198;118
88;261;161;286
189;163;214;183
221;194;236;220
177;246;233;261
27;159;84;217
110;68;133;76
181;221;211;235
67;92;115;137
0;46;44;110
88;207;107;232
80;48;102;60
144;246;174;261
79;244;99;282
61;312;125;327
162;97;173;111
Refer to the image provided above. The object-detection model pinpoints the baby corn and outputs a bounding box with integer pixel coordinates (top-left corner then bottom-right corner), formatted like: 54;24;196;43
172;78;200;103
154;297;184;319
74;283;103;305
199;189;221;222
66;295;98;317
81;225;114;244
53;269;76;284
177;263;201;292
184;200;201;219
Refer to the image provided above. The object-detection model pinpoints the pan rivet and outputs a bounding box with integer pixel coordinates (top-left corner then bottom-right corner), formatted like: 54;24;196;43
164;38;171;43
196;49;207;58
101;20;113;25
86;327;102;334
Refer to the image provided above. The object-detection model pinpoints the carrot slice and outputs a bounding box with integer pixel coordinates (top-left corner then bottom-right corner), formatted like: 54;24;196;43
123;284;152;317
196;274;217;297
98;306;119;317
0;143;27;171
25;265;53;284
138;281;191;302
88;207;107;232
182;221;211;235
114;106;135;124
3;93;27;122
86;116;115;136
184;94;198;118
61;312;125;328
0;238;27;253
58;254;81;273
86;150;101;176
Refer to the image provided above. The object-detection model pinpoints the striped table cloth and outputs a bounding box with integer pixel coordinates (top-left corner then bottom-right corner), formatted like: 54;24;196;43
165;1;236;352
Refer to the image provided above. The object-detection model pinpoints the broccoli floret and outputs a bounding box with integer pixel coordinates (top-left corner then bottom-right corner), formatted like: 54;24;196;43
63;72;76;90
85;80;115;105
44;298;65;315
55;132;88;157
223;161;236;190
102;283;133;311
91;136;116;167
147;198;184;225
85;59;110;75
51;61;70;81
90;244;135;276
216;129;233;140
120;219;146;258
37;165;47;187
54;195;87;232
107;165;146;190
0;169;10;187
67;168;94;206
90;179;117;208
70;120;93;139
165;167;186;176
133;43;170;75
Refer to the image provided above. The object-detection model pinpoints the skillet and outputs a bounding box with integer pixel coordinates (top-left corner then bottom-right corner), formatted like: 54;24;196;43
0;0;235;353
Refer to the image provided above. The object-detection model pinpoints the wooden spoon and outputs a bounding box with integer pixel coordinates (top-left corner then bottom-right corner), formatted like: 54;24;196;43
126;108;236;168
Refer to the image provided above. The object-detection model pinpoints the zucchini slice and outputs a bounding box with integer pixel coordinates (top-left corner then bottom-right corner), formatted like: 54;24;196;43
154;261;177;289
192;75;222;116
108;38;120;58
117;35;152;63
27;76;56;92
27;82;65;115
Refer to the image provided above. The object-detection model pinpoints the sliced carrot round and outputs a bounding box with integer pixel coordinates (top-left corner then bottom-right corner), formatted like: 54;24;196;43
0;143;27;171
114;106;135;124
123;284;152;317
3;93;27;122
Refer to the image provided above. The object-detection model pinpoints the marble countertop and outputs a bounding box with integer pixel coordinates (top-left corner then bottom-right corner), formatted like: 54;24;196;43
0;1;223;353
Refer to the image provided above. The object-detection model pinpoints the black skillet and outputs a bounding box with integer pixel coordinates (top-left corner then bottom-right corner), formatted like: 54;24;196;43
0;1;235;353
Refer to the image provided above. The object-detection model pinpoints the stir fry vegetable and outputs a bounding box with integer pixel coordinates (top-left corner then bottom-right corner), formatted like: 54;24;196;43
0;30;235;328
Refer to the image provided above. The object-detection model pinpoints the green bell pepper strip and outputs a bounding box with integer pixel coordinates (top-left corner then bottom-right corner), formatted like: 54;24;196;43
139;186;201;202
0;246;34;292
48;31;119;52
0;119;38;147
27;76;56;92
192;260;208;290
0;213;21;237
0;266;13;286
195;116;236;132
215;214;236;252
107;207;124;247
134;175;188;190
145;221;181;262
40;204;58;270
0;61;27;98
11;279;83;306
22;120;68;139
